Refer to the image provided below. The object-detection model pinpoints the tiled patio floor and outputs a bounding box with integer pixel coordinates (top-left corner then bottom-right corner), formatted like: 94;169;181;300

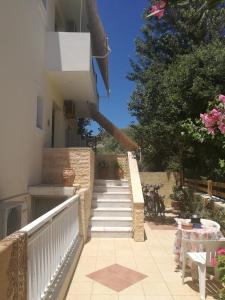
65;224;219;300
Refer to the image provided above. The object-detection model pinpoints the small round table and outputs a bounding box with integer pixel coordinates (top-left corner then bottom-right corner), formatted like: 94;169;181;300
174;219;223;265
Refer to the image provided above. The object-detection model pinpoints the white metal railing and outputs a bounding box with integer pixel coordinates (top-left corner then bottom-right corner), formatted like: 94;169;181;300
21;194;80;300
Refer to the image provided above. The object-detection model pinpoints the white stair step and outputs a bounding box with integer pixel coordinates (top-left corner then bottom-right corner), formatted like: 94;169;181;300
94;186;130;193
90;226;133;238
93;192;131;200
94;179;129;187
91;216;132;227
92;207;132;217
92;199;131;208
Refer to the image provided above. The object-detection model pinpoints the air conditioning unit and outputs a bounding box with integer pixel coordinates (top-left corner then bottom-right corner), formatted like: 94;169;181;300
64;100;76;119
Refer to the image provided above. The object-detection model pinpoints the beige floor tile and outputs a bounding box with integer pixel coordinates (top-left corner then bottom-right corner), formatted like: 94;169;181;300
141;275;165;284
118;282;144;295
145;296;173;300
115;259;137;269
91;295;118;300
67;281;93;295
166;281;199;296
95;259;116;269
142;281;171;296
172;297;202;300
78;256;97;264
66;294;91;300
92;282;117;295
161;271;182;282
98;249;116;258
119;295;146;300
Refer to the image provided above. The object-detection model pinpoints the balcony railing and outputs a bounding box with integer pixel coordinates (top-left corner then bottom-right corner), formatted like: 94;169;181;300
21;194;80;299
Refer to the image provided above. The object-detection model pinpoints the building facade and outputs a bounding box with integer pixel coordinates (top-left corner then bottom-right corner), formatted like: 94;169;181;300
0;0;109;239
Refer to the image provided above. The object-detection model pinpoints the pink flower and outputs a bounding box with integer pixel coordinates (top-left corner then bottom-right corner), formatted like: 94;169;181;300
219;94;225;104
211;257;217;267
217;248;225;256
207;127;216;135
150;1;167;18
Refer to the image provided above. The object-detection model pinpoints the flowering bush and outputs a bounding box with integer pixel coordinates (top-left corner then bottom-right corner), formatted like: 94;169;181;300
211;247;225;299
200;95;225;135
148;0;168;18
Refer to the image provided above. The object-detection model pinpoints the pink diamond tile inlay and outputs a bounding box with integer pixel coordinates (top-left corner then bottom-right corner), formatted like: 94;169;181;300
87;263;147;292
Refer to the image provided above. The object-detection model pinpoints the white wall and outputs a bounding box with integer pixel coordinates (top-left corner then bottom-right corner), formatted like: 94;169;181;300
0;0;65;202
46;32;91;72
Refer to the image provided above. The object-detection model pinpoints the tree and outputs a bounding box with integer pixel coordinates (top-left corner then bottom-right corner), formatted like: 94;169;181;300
96;128;135;154
128;0;225;177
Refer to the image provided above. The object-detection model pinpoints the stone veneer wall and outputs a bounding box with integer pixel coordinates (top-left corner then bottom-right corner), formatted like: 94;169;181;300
95;154;129;179
42;148;95;189
0;231;27;300
140;172;177;207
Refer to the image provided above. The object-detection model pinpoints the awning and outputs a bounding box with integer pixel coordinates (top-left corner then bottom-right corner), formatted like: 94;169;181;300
92;109;139;151
86;0;110;94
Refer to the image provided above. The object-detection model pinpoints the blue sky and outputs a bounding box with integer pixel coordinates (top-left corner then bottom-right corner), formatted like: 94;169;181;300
90;0;149;133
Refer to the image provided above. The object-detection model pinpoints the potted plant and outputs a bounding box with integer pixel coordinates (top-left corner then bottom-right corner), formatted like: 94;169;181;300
98;160;109;179
113;161;124;179
63;168;75;187
170;185;183;210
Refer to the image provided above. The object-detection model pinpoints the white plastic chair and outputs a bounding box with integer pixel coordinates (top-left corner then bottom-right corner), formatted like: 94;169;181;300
182;239;225;300
200;219;220;231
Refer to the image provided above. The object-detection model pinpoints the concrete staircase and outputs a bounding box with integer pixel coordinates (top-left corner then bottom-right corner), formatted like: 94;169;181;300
90;179;133;238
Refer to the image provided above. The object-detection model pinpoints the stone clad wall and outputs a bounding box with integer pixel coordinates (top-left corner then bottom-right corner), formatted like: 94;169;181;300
42;148;95;189
0;231;27;300
140;172;178;206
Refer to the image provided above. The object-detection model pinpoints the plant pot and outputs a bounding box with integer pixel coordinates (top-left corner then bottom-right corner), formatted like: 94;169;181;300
63;168;75;187
114;168;124;179
171;200;181;210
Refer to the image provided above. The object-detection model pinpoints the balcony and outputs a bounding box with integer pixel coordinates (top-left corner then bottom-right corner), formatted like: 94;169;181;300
46;32;98;112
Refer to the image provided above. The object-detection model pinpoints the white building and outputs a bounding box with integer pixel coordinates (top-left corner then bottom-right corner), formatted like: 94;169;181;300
0;0;110;239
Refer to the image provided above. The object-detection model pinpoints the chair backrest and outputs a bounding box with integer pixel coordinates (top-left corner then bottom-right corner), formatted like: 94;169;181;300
182;239;225;266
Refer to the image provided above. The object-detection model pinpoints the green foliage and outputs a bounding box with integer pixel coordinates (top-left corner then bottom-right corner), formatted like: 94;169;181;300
218;255;225;299
96;127;135;154
128;0;225;178
98;160;109;169
113;161;123;169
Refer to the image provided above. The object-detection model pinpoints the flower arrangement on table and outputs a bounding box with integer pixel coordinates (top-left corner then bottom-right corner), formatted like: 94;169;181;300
211;247;225;298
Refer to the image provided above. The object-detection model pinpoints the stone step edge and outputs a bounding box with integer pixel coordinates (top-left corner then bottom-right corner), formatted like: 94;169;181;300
93;192;131;195
92;207;132;211
94;186;129;189
91;216;132;221
95;179;129;182
92;199;131;202
90;226;133;232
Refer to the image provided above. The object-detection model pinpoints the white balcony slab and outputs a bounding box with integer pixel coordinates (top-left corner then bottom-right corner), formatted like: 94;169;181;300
46;32;98;111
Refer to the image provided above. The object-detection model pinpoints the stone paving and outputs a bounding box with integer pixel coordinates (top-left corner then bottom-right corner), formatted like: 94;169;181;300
65;224;219;300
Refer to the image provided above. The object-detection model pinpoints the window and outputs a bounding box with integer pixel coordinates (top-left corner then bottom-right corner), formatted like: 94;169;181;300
36;96;43;129
41;0;47;10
